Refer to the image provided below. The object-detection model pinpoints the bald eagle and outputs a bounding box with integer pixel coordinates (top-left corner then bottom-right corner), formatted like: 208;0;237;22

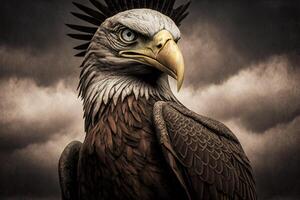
59;0;257;200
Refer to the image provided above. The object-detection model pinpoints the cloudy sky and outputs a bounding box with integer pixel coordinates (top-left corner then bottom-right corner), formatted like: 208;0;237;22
0;0;299;199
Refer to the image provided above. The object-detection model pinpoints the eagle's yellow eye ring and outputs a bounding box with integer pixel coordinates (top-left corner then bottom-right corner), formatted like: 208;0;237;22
120;28;137;43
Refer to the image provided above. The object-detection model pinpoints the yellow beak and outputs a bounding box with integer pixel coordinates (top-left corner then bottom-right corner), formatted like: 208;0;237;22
119;30;185;91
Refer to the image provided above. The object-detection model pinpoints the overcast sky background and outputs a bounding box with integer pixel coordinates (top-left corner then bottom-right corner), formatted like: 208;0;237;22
0;0;299;199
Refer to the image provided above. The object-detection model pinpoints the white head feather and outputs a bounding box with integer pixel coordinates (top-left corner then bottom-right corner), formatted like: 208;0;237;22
79;9;180;129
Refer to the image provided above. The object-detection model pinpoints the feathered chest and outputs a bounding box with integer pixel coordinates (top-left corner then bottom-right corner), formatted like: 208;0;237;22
85;95;158;161
78;95;176;199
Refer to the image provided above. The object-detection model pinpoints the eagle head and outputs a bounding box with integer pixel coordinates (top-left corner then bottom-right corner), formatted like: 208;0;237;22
86;8;184;90
68;0;190;129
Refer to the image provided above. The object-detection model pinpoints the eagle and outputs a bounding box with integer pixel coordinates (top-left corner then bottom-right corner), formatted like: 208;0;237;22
59;0;257;200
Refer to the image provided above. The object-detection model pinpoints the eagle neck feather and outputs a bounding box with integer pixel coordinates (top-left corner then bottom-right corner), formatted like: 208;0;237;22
79;65;177;131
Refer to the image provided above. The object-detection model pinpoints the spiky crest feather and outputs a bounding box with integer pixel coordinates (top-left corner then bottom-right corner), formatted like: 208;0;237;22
67;0;191;57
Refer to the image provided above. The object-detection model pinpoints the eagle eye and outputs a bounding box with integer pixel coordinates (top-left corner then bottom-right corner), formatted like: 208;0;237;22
120;29;137;43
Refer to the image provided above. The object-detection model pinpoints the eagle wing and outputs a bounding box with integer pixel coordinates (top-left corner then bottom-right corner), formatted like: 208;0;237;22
58;141;82;200
153;101;257;200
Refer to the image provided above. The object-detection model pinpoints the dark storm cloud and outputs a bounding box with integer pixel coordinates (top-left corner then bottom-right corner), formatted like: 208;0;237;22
186;0;300;58
0;120;67;152
224;116;300;200
180;23;246;88
0;79;84;199
180;0;300;87
0;0;67;50
0;0;96;51
0;46;80;85
0;0;89;85
0;150;59;198
0;78;83;151
0;0;91;50
177;55;300;133
255;137;300;199
241;117;300;199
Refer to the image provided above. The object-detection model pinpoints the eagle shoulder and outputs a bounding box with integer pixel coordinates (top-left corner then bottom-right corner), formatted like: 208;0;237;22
153;101;257;200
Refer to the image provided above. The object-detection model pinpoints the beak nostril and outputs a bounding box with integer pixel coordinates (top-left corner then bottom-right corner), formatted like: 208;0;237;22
157;43;163;49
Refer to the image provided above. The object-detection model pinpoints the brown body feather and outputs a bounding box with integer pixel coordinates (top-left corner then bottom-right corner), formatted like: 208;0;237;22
77;95;186;200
